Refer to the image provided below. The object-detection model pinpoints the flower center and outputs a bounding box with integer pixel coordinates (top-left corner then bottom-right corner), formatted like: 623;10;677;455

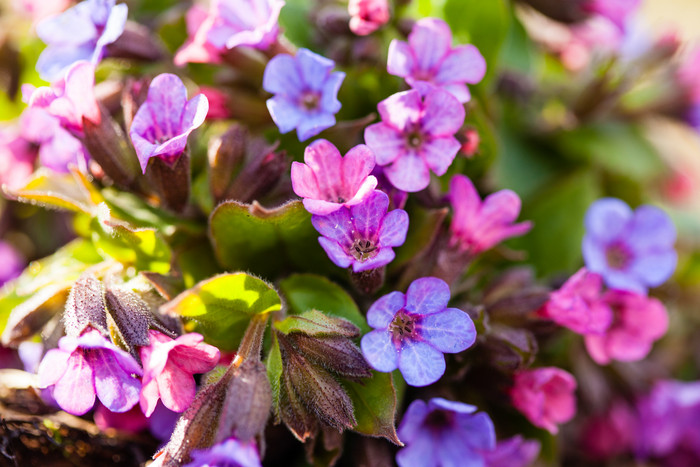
413;69;435;82
605;243;632;270
424;409;455;431
390;310;417;341
406;130;424;149
351;239;378;261
300;91;321;111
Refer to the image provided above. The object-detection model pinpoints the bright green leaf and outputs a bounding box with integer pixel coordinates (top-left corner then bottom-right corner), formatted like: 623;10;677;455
344;371;401;445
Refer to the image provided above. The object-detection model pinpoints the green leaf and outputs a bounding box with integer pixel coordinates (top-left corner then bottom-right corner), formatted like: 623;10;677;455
279;274;369;334
273;310;358;336
209;200;334;278
279;0;314;49
161;273;281;350
343;371;401;445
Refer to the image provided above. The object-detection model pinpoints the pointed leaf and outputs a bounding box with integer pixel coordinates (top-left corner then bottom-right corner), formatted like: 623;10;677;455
344;371;401;445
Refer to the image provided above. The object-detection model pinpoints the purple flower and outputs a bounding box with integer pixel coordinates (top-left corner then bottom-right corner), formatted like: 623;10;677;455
36;0;128;81
396;398;496;467
291;139;377;215
360;277;476;386
0;127;36;190
129;73;209;173
364;88;465;192
483;436;541;467
311;190;408;272
207;0;285;50
582;198;677;293
184;438;262;467
37;328;142;415
448;174;532;255
262;48;345;141
0;241;24;286
387;18;486;103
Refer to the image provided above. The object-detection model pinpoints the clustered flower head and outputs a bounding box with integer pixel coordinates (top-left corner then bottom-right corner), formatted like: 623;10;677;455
361;277;476;386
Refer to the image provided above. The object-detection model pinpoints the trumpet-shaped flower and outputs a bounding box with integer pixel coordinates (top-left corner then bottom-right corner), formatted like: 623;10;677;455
510;367;577;434
36;0;128;81
364;88;465;192
448;175;532;255
263;48;345;141
292;139;377;215
361;277;476;386
396;398;496;467
311;190;408;272
582;198;677;294
129;73;209;173
140;331;220;416
37;328;142;415
387;18;486;103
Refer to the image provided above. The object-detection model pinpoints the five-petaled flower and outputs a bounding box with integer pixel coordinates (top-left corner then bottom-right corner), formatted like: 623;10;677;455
311;190;408;272
448;174;532;255
37;328;142;415
387;17;486;103
263;48;345;141
292;139;377;215
207;0;285;51
139;330;220;417
396;397;496;467
364;88;465;192
361;277;476;386
129;73;209;173
36;0;128;81
582;198;677;294
510;367;577;434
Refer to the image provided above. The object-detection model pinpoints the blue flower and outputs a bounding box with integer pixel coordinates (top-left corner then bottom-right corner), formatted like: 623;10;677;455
184;438;261;467
262;48;345;141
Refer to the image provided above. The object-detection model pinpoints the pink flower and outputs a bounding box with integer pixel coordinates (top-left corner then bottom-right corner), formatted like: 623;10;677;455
291;139;377;215
348;0;390;36
173;5;223;66
139;331;220;417
14;0;72;22
584;0;641;30
0;127;37;190
580;402;636;460
510;367;577;434
199;86;231;120
448;175;532;255
207;0;285;50
387;18;486;103
584;290;668;365
364;88;465;192
23;60;100;133
540;268;612;335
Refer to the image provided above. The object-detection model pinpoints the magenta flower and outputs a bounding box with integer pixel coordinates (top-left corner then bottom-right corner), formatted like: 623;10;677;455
510;367;577;434
448;174;532;255
207;0;285;51
396;398;495;467
311;190;408;272
263;48;345;141
139;330;220;417
364;88;465;192
348;0;390;36
36;0;128;81
580;401;636;460
24;61;100;133
129;73;209;173
540;268;612;335
583;198;677;294
584;0;640;30
0;127;36;190
37;328;142;415
482;436;541;467
292;139;377;215
185;438;262;467
584;290;668;365
387;18;486;103
0;241;25;287
360;277;476;386
174;5;223;66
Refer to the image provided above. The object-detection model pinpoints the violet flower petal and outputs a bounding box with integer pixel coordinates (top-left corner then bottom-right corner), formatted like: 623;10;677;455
419;308;476;353
398;339;445;387
360;329;398;372
53;351;96;415
366;291;405;329
405;277;450;316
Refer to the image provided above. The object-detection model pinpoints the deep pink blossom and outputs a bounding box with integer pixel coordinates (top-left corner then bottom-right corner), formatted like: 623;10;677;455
510;367;577;434
0;127;36;190
580;401;636;460
199;86;231;120
584;0;640;30
129;73;209;173
207;0;285;51
448;174;532;255
584;290;668;365
348;0;390;36
387;18;486;103
37;328;142;415
292;139;377;215
139;330;220;417
540;268;612;335
364;88;465;192
173;5;222;66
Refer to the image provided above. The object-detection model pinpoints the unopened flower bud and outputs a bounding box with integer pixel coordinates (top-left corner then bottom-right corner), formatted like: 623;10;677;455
225;149;288;204
62;271;109;337
208;124;247;201
287;333;372;380
106;21;164;62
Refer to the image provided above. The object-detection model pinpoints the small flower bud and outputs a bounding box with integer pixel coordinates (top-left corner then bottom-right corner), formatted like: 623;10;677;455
146;153;191;213
225;149;288;204
106;21;164;62
104;284;154;358
286;333;372;380
208;125;248;201
63;271;109;337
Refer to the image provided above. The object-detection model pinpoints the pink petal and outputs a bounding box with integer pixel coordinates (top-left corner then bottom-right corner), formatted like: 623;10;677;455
364;123;406;166
63;61;100;124
384;150;431;192
345;176;378;207
435;45;486;85
420;137;460;176
140;376;161;417
53;351;96;415
304;139;344;201
387;39;415;77
377;90;422;132
291;161;321;199
170;341;220;374
156;361;196;412
37;348;71;388
303;198;343;215
421;88;465;136
341;144;376;195
408;18;452;72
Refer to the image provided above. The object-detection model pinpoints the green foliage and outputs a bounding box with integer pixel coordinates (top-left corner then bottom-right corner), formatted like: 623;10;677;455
343;371;401;444
161;273;281;350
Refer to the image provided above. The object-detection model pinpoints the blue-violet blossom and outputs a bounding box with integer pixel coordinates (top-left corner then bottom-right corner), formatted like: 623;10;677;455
582;197;677;294
263;48;345;141
184;438;262;467
360;277;476;386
